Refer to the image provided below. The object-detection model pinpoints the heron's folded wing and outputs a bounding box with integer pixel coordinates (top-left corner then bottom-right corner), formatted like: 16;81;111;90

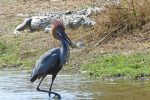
31;48;60;78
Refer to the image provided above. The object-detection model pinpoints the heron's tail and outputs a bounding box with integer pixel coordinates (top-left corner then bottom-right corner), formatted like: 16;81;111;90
30;74;38;82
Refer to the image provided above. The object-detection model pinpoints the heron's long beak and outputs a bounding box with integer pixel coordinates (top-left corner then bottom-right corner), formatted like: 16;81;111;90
56;28;71;45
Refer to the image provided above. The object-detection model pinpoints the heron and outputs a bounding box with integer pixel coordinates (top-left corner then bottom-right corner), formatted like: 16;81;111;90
30;20;73;99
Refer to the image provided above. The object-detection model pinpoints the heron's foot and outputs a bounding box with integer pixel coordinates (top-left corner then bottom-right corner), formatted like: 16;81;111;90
36;87;40;91
48;92;61;100
36;88;49;93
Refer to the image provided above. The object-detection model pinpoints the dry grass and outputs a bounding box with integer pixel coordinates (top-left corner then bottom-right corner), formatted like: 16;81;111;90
78;0;150;49
105;0;150;30
0;0;97;16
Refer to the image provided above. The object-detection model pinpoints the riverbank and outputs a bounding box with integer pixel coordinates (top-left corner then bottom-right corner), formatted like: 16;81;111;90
0;0;150;80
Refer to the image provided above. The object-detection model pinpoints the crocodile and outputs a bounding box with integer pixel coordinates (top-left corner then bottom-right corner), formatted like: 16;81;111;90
13;6;104;35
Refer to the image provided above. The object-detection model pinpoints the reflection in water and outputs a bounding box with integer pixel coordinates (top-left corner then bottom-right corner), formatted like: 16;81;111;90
0;71;150;100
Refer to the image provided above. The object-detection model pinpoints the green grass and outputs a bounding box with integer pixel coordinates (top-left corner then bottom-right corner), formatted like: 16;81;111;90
0;33;50;70
81;52;150;79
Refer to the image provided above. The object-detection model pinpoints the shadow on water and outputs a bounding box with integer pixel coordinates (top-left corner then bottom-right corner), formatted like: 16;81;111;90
0;70;150;100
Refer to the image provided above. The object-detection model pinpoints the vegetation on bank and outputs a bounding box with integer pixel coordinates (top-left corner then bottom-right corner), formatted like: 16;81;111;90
81;52;150;79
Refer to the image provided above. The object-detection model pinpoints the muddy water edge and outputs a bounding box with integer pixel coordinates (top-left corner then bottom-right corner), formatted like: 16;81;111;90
0;70;150;100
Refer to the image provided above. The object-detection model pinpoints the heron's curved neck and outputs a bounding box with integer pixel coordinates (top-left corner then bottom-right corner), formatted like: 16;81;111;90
59;39;70;66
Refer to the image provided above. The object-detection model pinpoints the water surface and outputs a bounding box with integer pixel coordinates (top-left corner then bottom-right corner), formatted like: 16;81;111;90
0;71;150;100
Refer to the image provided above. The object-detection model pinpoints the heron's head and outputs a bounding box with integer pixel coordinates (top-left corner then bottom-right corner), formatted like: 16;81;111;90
51;20;71;45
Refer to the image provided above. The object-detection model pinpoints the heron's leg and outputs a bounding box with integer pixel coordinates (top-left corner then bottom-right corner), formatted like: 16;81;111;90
49;74;57;97
36;76;48;93
48;74;61;99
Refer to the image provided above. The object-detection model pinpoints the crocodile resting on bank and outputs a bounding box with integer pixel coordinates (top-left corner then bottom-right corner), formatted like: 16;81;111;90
13;6;104;35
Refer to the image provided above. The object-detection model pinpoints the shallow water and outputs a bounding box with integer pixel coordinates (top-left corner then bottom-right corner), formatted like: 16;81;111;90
0;71;150;100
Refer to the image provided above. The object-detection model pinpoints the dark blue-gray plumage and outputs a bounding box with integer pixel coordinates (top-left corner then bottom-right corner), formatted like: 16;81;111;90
30;20;71;99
